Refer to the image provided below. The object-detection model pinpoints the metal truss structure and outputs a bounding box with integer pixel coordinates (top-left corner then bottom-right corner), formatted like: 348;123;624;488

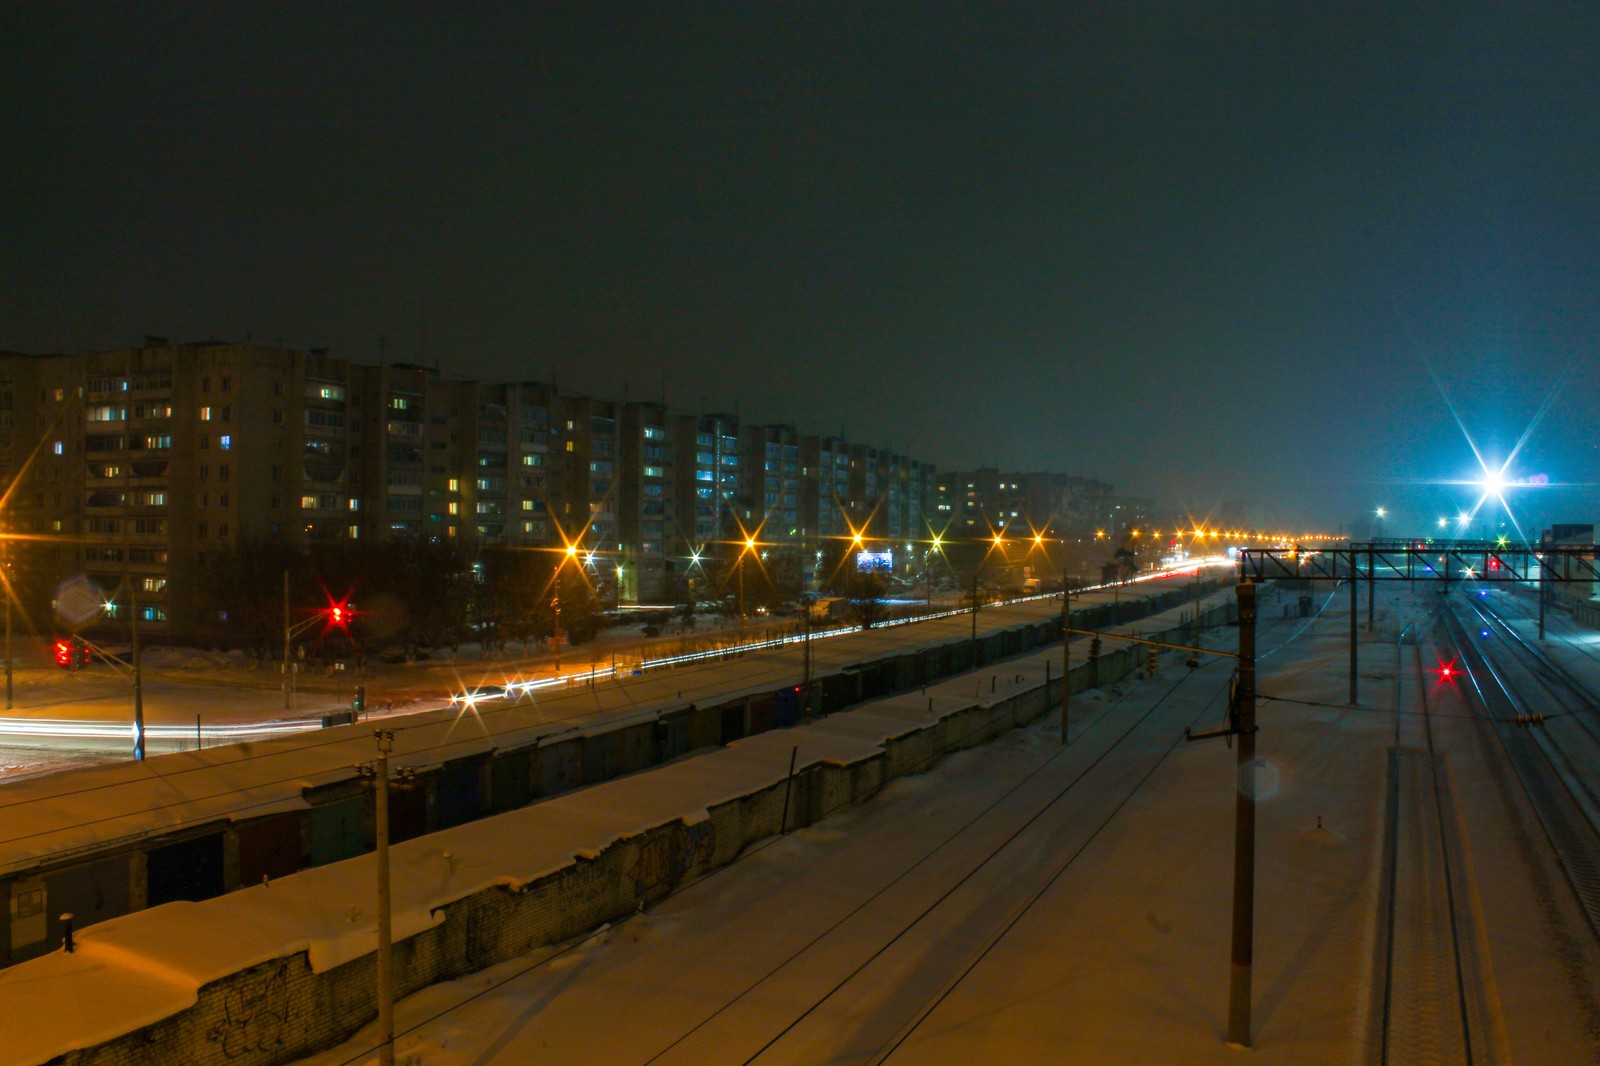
1237;540;1600;584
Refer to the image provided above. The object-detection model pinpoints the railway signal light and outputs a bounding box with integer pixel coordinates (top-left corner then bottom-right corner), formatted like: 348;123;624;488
1147;646;1158;676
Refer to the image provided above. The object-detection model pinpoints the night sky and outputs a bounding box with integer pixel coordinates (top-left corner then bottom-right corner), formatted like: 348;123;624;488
6;3;1600;533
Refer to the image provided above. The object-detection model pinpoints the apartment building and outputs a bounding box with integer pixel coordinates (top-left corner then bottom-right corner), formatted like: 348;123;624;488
0;340;1038;635
936;468;1119;540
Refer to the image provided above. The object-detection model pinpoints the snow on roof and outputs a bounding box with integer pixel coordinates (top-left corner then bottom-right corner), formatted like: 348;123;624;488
0;589;1233;1065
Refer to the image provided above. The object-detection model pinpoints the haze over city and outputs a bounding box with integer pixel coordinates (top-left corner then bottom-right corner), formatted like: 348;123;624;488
7;3;1600;530
9;7;1600;1066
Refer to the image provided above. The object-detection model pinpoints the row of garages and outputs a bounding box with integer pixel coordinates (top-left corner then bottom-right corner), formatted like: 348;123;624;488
1;580;1218;967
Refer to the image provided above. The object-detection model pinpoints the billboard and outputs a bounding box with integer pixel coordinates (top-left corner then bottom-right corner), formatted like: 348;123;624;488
855;550;894;574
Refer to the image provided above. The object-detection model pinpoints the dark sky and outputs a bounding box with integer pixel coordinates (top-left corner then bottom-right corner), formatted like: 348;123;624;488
6;2;1600;533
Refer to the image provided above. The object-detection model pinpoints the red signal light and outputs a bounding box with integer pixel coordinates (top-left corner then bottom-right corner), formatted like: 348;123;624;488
54;640;70;667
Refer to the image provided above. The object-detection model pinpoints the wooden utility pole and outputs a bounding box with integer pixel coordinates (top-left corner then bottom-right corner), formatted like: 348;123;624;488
374;729;396;1066
1059;585;1070;745
1227;579;1258;1047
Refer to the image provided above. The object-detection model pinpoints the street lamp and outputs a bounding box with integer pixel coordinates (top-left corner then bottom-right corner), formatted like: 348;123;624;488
552;543;580;672
2;532;11;712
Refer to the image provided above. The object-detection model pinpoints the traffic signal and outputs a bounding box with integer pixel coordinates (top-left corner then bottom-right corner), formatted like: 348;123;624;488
54;638;90;669
1147;646;1158;676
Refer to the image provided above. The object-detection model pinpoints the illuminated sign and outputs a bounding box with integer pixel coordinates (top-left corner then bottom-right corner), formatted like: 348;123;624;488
856;550;893;573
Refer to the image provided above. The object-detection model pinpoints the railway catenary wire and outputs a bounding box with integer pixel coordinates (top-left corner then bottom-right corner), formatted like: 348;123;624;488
718;653;1234;1066
325;588;1303;1066
1475;580;1600;686
855;589;1322;1065
1465;588;1600;747
682;600;1304;1064
1437;601;1600;948
0;589;1239;879
329;621;1234;1066
1461;591;1600;839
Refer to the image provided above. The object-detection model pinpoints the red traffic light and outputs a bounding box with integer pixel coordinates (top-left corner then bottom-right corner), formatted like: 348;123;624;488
54;638;90;669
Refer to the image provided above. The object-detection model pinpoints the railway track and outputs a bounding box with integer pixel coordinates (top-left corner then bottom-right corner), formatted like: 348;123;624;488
1372;614;1483;1064
1437;598;1600;948
317;591;1326;1066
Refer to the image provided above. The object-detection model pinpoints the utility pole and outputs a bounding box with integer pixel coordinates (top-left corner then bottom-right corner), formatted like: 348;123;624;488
801;605;813;720
4;538;11;712
1227;579;1258;1047
282;569;293;710
373;729;396;1066
1348;556;1358;704
1529;547;1542;640
131;580;144;761
1366;545;1375;632
969;571;979;662
1059;584;1070;745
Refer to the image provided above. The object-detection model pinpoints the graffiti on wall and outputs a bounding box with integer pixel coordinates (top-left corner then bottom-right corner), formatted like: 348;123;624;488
206;960;297;1058
627;821;715;897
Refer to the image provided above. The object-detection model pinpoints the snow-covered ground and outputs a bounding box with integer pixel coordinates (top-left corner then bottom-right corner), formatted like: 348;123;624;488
289;583;1600;1065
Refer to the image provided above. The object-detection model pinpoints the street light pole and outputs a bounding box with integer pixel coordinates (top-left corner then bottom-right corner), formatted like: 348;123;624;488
4;537;11;712
282;569;293;710
131;579;144;761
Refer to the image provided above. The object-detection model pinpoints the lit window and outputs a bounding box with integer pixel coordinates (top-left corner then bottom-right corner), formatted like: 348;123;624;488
199;406;212;421
301;495;317;509
220;435;231;449
52;441;63;455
